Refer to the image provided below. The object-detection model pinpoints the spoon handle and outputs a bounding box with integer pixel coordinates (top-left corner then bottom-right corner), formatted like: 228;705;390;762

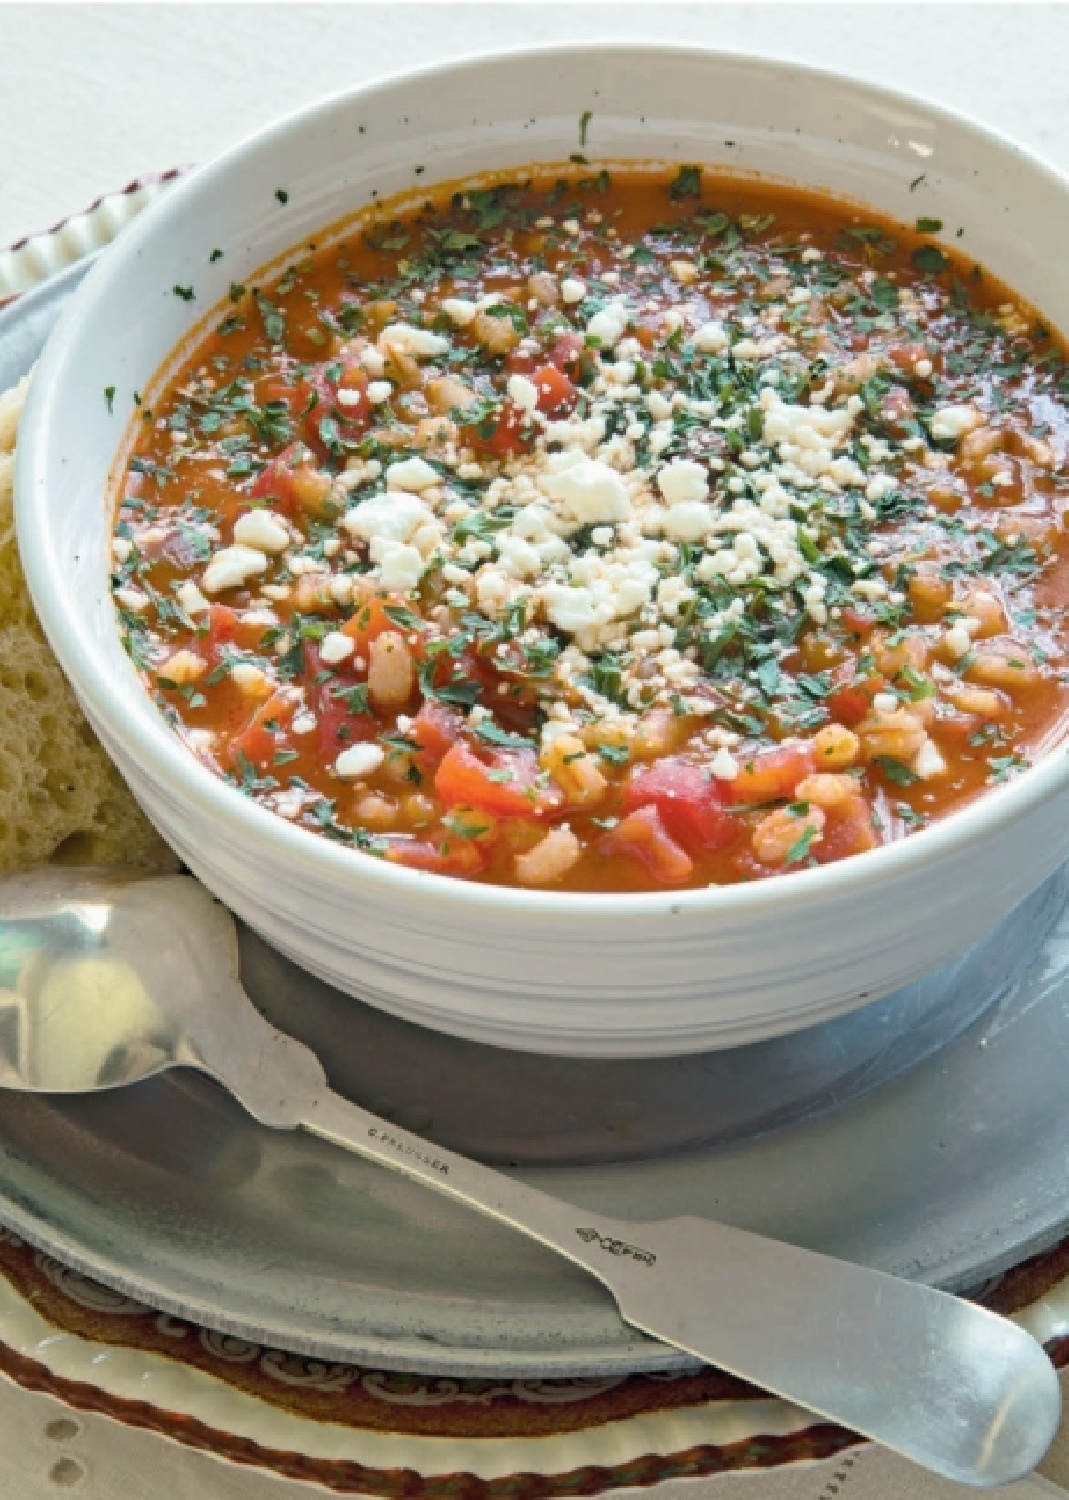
296;1084;1059;1487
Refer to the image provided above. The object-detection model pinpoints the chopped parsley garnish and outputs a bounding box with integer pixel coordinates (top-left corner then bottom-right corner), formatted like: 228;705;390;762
111;161;1069;894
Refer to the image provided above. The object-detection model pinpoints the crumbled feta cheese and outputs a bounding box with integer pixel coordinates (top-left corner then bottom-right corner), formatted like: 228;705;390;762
540;583;601;636
377;542;425;591
507;373;540;410
230;663;270;696
495;535;542;579
944;623;973;659
585;300;630;350
344;493;432;548
379;322;450;358
662;502;715;542
386;457;439;493
709;747;739;781
336;743;386;780
864;473;897;504
930;405;982;442
692;321;729;354
366;381;393;405
358;346;386;377
201;544;269;594
320;631;356;665
115;586;150;613
657;458;709;506
233;509;290;554
177;580;210;615
539;454;632;525
561;278;586;304
828;456;866;488
441;298;478;326
913;739;947;780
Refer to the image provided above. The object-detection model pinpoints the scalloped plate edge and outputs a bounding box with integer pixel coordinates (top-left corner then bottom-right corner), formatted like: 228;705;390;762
0;169;189;308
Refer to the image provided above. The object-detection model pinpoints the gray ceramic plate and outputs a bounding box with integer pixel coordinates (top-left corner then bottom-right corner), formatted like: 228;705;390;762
3;265;1069;1377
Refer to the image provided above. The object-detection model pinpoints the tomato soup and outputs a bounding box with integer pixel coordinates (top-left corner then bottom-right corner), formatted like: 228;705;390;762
112;166;1069;890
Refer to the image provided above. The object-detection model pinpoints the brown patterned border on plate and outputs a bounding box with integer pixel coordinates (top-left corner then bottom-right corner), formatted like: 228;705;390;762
0;168;192;312
0;1226;1065;1495
1;168;191;258
0;1333;863;1500
5;1227;1067;1440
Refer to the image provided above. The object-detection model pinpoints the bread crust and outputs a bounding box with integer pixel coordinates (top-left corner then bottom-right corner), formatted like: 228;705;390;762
0;376;177;871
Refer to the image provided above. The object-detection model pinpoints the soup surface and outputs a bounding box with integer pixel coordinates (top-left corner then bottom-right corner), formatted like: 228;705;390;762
113;165;1069;890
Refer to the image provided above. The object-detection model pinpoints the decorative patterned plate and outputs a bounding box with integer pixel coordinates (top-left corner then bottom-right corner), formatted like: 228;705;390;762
0;1224;1063;1496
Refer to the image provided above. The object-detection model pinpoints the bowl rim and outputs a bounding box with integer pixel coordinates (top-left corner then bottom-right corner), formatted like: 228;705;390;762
17;37;1069;921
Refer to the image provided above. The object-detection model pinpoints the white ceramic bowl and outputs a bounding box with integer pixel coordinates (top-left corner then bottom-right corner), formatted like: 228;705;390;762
15;44;1069;1056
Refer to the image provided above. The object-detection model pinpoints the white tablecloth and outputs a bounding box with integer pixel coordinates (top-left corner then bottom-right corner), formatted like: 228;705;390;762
1;1374;1066;1500
0;4;1067;1495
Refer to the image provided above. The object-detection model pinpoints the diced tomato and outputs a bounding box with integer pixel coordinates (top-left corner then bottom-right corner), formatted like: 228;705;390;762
825;662;883;727
506;347;539;376
409;700;464;766
929;710;980;747
206;602;240;649
879;386;915;433
303;641;377;761
723;744;816;807
255;372;306;404
528;364;578;417
414;642;515;718
838;607;878;640
223;691;297;773
727;847;778;883
462;400;534;457
595;806;694;885
435;744;561;818
340;595;422;656
888;341;935;378
813;798;879;864
509;330;590;384
249;442;331;520
298;359;373;459
623;758;736;853
384;836;488;878
201;603;269;664
826;684;874;727
546;331;592;382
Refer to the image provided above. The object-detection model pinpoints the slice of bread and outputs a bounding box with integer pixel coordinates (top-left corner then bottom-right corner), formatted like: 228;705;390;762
0;375;178;871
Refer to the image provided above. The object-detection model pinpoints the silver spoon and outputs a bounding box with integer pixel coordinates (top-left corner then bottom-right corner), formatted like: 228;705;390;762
0;867;1058;1486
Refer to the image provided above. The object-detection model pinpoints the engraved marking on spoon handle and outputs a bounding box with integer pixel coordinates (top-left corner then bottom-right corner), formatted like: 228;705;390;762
297;1086;603;1265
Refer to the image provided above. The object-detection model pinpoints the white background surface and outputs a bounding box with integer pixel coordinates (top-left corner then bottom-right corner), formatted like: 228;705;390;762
0;2;1068;1495
3;3;1069;249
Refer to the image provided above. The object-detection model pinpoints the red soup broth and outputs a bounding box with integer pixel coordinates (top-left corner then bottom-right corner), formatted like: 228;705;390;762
112;166;1069;891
